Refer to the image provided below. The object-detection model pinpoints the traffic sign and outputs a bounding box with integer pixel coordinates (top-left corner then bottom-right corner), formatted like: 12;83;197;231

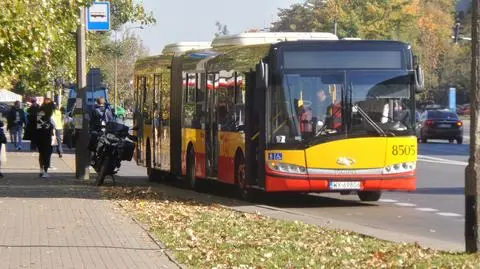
87;2;110;31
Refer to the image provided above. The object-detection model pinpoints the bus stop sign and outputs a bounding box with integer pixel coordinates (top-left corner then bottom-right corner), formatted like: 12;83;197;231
87;2;110;31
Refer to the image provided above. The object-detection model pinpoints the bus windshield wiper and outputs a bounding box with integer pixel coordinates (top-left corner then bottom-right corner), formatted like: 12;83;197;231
353;104;387;137
348;83;386;137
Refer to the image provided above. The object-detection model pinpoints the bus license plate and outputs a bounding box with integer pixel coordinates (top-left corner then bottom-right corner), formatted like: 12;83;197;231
329;181;361;190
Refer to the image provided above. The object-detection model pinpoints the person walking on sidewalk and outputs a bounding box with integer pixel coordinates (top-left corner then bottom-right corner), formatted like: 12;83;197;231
35;97;54;178
7;101;26;151
26;97;40;151
51;104;64;158
0;121;7;178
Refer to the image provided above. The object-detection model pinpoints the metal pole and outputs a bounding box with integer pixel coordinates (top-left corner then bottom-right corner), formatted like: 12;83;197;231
75;7;90;180
466;0;480;253
114;31;118;111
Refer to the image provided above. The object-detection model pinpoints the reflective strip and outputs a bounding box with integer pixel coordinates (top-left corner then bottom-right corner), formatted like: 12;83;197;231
307;167;384;175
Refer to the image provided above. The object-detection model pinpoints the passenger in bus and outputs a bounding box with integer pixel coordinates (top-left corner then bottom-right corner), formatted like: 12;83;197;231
298;88;337;136
313;88;333;123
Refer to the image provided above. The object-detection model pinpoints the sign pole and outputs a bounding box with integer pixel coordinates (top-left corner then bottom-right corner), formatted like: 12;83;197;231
449;87;456;112
75;7;90;180
466;0;480;253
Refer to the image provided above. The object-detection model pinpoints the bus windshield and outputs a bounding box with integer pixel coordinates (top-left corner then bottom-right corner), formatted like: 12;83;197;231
270;70;413;144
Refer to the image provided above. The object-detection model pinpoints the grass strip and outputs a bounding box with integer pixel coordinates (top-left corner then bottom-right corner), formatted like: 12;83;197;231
103;186;480;269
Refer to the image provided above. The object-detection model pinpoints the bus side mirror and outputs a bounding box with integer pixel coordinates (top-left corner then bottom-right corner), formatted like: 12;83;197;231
414;65;425;93
256;61;268;89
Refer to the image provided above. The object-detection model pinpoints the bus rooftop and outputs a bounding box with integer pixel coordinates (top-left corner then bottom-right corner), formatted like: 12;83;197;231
211;32;338;47
162;42;212;56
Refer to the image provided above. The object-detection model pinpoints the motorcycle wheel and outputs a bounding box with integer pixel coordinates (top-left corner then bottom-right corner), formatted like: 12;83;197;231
95;154;113;186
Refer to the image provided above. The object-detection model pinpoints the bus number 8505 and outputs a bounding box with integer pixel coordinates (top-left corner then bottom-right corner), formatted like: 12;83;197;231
392;145;416;156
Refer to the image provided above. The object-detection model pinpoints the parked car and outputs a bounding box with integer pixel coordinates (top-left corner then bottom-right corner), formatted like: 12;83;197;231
458;104;471;115
416;110;463;144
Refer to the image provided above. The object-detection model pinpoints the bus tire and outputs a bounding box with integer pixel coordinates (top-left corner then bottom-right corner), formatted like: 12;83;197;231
357;191;382;202
235;153;257;201
186;147;203;192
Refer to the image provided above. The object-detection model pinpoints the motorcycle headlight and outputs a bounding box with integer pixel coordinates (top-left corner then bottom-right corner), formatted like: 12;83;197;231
383;162;416;174
267;162;307;175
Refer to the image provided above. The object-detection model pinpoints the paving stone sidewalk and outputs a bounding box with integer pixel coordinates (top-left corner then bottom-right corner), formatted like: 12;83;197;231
0;147;180;269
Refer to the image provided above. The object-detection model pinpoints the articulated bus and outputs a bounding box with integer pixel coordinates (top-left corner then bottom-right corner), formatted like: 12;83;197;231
133;32;425;201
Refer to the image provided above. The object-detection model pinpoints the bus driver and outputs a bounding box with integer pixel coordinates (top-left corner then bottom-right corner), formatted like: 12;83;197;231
298;87;343;135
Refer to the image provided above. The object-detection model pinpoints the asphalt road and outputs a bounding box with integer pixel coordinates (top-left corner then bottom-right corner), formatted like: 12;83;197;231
116;121;471;251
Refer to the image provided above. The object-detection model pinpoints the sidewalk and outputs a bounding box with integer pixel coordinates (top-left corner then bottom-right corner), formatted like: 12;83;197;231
0;144;180;269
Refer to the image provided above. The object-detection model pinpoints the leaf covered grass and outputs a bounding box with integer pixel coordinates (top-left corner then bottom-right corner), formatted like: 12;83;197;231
103;186;480;269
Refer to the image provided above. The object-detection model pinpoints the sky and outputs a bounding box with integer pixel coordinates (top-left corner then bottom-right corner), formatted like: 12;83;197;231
133;0;303;55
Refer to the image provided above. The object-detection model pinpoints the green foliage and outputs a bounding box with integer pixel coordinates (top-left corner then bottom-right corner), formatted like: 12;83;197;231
0;0;155;94
215;21;230;37
89;32;149;105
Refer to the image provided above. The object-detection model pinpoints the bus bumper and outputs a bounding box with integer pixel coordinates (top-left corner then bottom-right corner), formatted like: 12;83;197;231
265;173;416;192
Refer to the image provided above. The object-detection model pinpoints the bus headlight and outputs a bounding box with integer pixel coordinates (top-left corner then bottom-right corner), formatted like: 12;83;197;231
383;162;416;174
267;162;307;175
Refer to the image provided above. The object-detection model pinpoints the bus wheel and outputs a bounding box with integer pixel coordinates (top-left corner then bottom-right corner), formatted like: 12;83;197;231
357;191;382;202
236;154;257;201
186;148;203;192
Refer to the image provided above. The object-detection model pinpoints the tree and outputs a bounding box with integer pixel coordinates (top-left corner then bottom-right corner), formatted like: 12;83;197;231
271;4;319;32
215;21;230;37
0;0;155;93
89;32;149;105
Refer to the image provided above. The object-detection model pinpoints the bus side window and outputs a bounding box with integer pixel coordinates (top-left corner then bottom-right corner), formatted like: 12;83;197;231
235;72;245;129
217;70;236;131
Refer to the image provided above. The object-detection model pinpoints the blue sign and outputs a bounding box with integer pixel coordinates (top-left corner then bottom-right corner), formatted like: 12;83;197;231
87;2;110;31
449;88;456;112
268;153;283;161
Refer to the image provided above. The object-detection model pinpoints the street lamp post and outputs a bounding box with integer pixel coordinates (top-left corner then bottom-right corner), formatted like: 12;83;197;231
113;26;143;112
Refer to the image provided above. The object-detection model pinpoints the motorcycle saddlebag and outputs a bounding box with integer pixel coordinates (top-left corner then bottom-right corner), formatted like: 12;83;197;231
118;140;135;161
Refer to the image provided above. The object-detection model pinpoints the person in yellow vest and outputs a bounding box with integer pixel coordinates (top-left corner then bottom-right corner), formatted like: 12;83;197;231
51;104;64;158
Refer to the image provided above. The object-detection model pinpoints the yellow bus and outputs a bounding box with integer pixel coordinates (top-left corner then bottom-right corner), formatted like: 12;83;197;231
134;32;425;201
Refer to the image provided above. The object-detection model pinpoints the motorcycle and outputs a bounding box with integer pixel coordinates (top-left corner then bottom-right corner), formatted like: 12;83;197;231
91;121;137;186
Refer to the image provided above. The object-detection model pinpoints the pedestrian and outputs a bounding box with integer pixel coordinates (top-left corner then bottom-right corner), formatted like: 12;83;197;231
90;97;114;132
26;97;40;151
35;97;54;178
51;104;64;158
7;101;26;151
0;120;7;178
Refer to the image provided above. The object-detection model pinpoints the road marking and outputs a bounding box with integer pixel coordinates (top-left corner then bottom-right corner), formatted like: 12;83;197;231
379;199;398;203
436;212;463;217
418;159;467;166
418;155;468;166
415;208;439;212
395;203;416;207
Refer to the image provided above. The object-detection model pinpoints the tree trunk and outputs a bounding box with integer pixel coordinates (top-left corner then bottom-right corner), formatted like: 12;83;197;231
466;0;480;253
